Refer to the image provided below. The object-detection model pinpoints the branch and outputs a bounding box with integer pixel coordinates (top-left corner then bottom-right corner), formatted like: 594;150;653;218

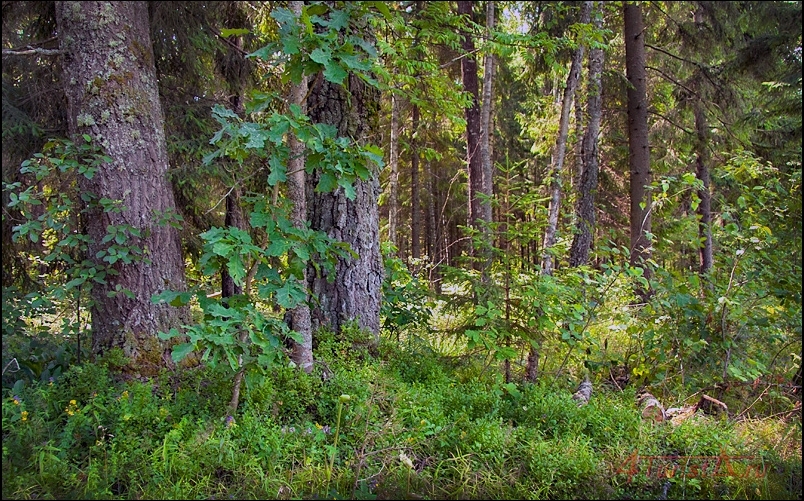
648;109;694;135
2;47;63;57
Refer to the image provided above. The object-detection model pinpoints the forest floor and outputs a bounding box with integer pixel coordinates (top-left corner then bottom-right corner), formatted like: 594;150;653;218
2;324;801;500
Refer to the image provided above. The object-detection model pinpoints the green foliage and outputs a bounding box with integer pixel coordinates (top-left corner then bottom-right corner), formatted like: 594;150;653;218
381;241;433;335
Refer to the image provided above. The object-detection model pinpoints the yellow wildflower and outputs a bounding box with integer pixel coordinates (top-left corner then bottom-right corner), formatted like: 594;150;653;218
21;411;28;421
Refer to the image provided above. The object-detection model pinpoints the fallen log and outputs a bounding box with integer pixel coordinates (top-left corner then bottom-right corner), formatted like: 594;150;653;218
572;379;593;407
637;390;666;423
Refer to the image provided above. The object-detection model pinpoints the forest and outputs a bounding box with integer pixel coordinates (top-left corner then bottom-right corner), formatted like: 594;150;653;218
1;1;801;499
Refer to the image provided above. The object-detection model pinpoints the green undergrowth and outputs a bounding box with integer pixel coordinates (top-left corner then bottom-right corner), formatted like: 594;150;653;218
2;336;801;500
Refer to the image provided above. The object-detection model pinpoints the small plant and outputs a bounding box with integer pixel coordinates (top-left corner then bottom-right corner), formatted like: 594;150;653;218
326;393;351;494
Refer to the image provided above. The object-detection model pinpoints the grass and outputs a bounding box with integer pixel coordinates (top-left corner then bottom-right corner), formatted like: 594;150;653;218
2;332;801;500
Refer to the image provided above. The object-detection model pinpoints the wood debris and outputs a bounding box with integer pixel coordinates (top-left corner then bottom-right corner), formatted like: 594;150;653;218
572;379;593;407
637;390;666;423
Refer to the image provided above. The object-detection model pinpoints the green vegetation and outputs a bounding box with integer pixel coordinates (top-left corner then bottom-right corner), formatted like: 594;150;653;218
2;329;800;499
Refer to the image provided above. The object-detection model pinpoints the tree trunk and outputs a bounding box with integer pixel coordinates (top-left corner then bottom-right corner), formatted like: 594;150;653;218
410;104;421;260
55;1;189;375
569;6;604;268
458;1;483;252
287;0;313;373
694;100;713;276
478;0;495;277
528;1;591;381
388;93;400;250
541;0;592;276
624;2;653;295
306;73;383;341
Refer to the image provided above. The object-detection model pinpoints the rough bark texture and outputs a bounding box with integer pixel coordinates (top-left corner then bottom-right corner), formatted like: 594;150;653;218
410;104;421;260
55;1;189;375
624;2;653;289
458;1;483;242
306;73;383;340
569;8;604;268
694;100;713;276
388;93;400;249
542;0;591;276
287;0;313;373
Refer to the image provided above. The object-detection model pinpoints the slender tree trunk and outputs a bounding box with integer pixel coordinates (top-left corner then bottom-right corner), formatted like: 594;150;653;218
694;100;713;276
570;5;604;267
55;1;190;375
624;2;653;297
221;11;247;304
458;1;483;255
527;1;592;382
541;0;592;276
411;104;421;260
306;73;383;341
287;0;314;373
479;0;495;278
388;93;400;250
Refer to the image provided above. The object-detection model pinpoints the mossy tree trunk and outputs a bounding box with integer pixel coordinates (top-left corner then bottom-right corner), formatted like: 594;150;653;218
55;1;189;375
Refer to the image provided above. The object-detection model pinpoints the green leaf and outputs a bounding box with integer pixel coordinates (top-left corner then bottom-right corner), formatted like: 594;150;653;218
323;62;348;85
171;342;196;363
338;177;356;200
310;47;331;65
212;241;234;256
227;257;246;284
220;28;250;38
276;281;306;308
317;172;338;193
266;239;292;257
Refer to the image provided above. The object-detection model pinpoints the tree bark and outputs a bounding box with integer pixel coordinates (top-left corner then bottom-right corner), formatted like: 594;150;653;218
569;6;604;268
388;93;400;250
287;0;314;373
306;73;383;341
55;1;189;375
624;2;653;294
478;0;495;277
541;0;592;276
458;1;483;251
410;104;421;260
694;100;713;276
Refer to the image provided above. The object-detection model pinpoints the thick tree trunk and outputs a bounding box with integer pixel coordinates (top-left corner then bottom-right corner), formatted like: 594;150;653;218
624;2;653;294
458;1;484;251
55;1;189;375
388;93;400;249
410;105;421;260
694;100;713;276
569;8;604;268
306;73;383;341
287;0;314;373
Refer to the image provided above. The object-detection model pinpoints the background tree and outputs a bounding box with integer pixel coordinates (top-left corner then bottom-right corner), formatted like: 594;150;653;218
569;2;605;267
623;1;653;297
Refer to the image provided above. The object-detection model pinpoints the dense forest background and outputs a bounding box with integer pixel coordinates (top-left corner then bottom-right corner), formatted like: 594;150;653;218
2;1;801;499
